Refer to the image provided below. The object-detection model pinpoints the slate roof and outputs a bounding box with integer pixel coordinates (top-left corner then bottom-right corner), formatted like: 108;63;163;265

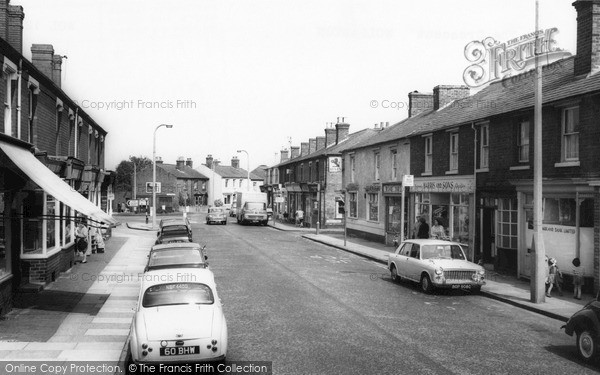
274;127;382;168
157;163;209;180
212;165;263;180
347;56;600;151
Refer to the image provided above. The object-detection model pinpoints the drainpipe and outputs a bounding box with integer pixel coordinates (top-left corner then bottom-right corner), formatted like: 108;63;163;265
74;108;79;157
17;59;22;140
471;122;478;263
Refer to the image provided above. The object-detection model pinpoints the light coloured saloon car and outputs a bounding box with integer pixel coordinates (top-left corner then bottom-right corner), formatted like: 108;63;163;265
387;239;485;293
129;268;227;364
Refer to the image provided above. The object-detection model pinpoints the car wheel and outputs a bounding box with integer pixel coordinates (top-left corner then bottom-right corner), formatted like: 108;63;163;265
577;329;598;362
420;273;433;294
390;265;400;282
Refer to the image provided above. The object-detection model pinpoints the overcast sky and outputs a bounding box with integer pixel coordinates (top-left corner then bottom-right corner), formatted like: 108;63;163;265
16;0;577;171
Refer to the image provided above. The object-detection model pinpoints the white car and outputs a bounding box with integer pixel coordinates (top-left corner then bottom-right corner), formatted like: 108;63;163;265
387;239;486;293
129;268;227;364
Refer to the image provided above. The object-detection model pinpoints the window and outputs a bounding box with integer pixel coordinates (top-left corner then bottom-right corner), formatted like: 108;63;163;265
480;124;489;168
22;191;43;255
562;107;579;161
391;150;398;179
308;162;312;182
28;85;38;144
497;198;517;249
424;136;432;173
87;126;93;164
300;164;304;181
374;152;380;181
349;192;357;218
239;179;242;188
543;198;576;226
3;59;17;137
451;193;470;244
449;132;459;171
350;155;355;182
518;120;529;163
0;193;9;278
368;193;379;221
55;102;63;155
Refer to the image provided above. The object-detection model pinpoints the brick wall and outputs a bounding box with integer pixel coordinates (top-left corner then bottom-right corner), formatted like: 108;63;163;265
0;277;12;317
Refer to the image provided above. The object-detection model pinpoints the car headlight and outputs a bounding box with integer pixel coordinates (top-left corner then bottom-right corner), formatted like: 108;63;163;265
434;267;443;275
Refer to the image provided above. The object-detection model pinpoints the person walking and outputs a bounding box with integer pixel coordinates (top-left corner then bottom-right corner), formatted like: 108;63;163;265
75;220;89;263
546;258;563;297
416;217;430;239
572;257;583;300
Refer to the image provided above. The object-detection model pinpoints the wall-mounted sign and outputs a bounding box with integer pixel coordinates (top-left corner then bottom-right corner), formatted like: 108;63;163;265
329;156;342;172
410;177;474;193
146;182;161;194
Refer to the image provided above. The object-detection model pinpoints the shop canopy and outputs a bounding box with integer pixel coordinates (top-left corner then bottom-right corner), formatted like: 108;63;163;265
0;140;118;226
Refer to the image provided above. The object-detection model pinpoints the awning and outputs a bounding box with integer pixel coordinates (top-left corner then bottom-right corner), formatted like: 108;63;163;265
0;140;118;226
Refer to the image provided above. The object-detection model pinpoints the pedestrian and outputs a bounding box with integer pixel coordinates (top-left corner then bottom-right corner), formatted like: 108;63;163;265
295;209;304;227
431;218;445;240
572;257;583;300
546;258;563;297
416;217;430;239
75;220;88;263
412;216;421;239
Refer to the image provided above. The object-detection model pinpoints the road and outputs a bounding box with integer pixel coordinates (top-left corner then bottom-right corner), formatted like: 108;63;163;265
121;212;600;375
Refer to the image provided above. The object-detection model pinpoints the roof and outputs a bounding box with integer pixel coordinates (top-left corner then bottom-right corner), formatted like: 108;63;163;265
157;163;209;180
251;165;268;179
212;164;263;180
347;56;600;151
273;127;382;168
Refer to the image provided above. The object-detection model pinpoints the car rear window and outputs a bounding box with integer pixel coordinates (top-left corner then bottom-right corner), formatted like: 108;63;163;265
162;225;189;233
209;208;224;213
148;249;204;268
142;283;214;307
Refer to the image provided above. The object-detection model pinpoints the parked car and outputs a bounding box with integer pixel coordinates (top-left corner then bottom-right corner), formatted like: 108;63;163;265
206;207;227;225
128;268;227;364
562;292;600;362
145;243;208;272
155;223;193;245
387;239;486;293
159;217;192;235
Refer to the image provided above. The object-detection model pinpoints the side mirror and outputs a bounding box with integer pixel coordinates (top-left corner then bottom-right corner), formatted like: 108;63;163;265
156;232;160;237
204;255;208;261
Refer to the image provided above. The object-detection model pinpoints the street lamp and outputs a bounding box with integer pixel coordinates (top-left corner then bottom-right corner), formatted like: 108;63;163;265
237;149;250;191
153;124;173;229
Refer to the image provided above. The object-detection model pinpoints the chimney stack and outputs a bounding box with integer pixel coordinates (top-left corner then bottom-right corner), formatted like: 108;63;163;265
155;156;163;164
573;0;600;76
290;146;300;159
433;85;470;110
300;142;309;157
52;55;63;87
316;136;326;150
31;44;54;80
186;158;193;168
176;156;185;170
206;154;214;169
0;1;8;40
309;138;316;154
7;5;24;54
335;120;350;144
408;91;434;117
280;149;289;163
231;156;240;168
325;123;336;147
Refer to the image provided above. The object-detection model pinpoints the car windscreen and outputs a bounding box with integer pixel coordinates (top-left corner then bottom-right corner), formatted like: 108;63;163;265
148;249;204;268
142;283;214;307
421;245;466;260
244;202;266;210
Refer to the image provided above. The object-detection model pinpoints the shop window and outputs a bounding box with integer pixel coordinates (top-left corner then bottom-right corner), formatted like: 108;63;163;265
0;193;8;278
387;197;402;233
543;198;576;226
349;192;357;218
561;107;579;162
497;198;517;249
22;191;44;255
46;195;57;250
368;193;379;221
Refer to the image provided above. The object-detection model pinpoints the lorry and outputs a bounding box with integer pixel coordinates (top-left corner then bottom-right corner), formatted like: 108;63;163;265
236;191;269;225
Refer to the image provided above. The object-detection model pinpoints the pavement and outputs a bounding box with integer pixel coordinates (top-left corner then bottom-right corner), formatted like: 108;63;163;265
0;214;593;366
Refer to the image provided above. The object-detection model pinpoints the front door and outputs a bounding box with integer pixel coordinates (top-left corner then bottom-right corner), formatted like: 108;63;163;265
482;207;495;264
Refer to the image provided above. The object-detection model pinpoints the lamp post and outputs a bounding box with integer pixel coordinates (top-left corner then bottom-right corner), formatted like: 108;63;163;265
237;149;250;191
152;124;173;229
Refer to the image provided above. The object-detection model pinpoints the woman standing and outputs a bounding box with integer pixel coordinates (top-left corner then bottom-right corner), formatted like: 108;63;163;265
430;219;445;240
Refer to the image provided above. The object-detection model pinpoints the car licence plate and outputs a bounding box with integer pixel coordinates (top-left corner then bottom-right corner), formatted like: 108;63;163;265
451;285;471;289
160;346;200;356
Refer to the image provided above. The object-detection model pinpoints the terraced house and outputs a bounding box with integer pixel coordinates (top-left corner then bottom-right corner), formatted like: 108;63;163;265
340;0;600;293
0;0;116;317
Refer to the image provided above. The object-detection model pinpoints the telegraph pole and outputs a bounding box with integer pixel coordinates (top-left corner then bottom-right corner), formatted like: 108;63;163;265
531;0;546;303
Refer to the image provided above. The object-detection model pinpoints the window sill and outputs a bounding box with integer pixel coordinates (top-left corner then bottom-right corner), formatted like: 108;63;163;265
445;170;459;175
421;172;432;177
510;165;530;171
554;161;580;168
475;167;489;173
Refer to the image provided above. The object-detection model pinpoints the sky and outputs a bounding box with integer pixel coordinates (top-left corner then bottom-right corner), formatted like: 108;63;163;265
16;0;578;171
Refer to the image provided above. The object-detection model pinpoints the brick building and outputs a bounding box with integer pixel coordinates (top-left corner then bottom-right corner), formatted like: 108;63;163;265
0;0;116;317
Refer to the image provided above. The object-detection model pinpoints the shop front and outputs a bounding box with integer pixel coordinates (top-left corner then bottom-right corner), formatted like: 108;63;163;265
382;182;405;246
409;175;476;261
514;181;596;287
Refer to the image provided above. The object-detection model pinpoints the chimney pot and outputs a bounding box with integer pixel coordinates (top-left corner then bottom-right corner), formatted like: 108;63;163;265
185;158;193;168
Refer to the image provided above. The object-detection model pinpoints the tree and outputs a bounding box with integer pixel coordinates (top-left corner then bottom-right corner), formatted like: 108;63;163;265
114;156;152;194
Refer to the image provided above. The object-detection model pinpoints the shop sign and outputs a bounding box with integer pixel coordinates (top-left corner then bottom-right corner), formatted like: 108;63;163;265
329;156;342;172
382;183;403;194
410;178;474;193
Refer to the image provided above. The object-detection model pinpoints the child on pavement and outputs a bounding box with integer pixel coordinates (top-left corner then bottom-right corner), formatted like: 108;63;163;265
572;257;583;300
546;258;563;297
